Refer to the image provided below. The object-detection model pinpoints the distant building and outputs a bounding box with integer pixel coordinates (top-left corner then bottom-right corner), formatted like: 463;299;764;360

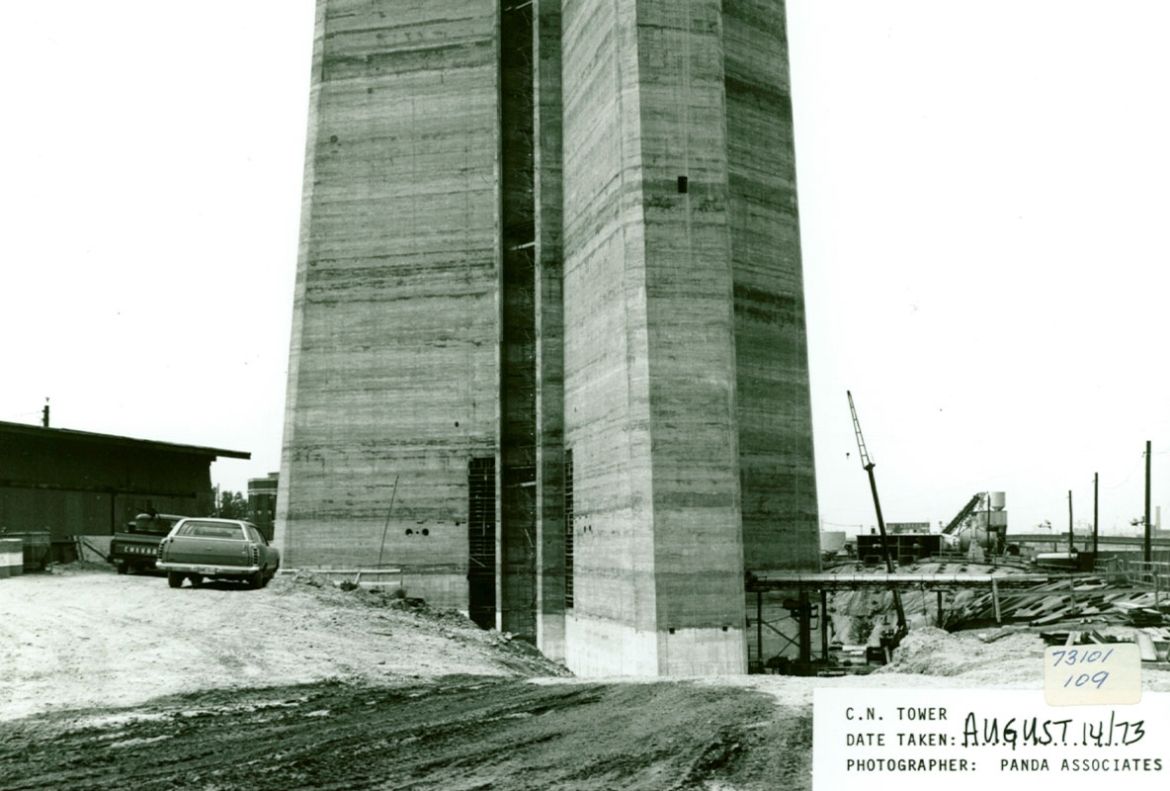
857;533;946;565
887;522;931;534
1009;532;1170;563
248;472;279;540
0;420;249;555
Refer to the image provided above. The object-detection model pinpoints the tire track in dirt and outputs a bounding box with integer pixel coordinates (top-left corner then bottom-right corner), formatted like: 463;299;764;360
0;678;804;790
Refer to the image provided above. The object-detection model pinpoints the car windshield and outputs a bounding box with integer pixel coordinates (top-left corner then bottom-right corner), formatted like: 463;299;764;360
131;516;180;536
176;522;245;540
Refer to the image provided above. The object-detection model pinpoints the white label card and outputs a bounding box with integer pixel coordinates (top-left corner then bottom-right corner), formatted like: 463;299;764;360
813;688;1169;790
1044;644;1142;706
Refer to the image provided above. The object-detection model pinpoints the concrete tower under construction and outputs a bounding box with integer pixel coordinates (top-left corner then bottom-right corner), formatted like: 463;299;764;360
277;0;820;676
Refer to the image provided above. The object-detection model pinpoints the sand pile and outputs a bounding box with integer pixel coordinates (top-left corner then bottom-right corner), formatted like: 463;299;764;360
878;626;1045;683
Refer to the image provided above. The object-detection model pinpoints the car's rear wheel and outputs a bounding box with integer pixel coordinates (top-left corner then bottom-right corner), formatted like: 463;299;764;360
116;562;128;575
167;572;183;588
247;570;263;590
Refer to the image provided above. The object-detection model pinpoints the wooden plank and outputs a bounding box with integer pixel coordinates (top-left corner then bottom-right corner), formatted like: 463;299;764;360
1135;630;1158;661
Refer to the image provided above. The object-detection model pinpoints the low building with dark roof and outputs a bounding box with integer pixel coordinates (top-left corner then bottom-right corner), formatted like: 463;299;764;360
0;420;249;554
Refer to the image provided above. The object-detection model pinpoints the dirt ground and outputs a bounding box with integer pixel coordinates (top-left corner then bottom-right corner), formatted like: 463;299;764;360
2;567;1169;790
0;566;560;723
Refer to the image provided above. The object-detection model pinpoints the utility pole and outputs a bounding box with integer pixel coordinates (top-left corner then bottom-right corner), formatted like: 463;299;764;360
1145;441;1152;563
41;397;50;428
1067;490;1074;553
1093;472;1099;556
986;492;992;555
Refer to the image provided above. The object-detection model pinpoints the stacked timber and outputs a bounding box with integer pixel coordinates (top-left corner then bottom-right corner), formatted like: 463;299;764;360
945;577;1169;632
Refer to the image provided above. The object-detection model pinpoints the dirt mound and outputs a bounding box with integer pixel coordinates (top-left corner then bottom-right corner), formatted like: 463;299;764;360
879;626;1045;682
0;569;565;722
268;572;568;677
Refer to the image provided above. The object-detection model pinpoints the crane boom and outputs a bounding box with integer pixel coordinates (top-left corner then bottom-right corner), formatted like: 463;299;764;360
847;390;872;469
846;391;908;646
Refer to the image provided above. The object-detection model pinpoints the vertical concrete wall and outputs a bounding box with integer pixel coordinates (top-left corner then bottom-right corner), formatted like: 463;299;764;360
278;0;819;670
560;0;817;675
275;0;324;580
561;0;661;675
277;0;501;608
636;0;745;654
724;0;820;571
498;2;538;640
533;0;567;661
561;0;749;676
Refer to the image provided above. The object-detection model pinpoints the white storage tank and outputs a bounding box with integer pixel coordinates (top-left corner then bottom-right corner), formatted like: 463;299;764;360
820;531;847;554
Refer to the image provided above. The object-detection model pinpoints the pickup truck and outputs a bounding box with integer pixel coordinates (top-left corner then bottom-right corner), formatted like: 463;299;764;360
156;517;280;589
110;513;185;574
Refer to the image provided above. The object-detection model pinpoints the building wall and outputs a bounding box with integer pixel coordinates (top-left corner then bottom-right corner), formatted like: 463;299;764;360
533;0;567;661
636;0;746;645
498;0;538;641
278;0;820;673
561;0;661;672
560;0;753;676
0;433;214;539
276;0;502;609
724;0;820;571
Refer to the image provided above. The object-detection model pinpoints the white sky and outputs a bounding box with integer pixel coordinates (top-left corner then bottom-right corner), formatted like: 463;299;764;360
2;1;1168;538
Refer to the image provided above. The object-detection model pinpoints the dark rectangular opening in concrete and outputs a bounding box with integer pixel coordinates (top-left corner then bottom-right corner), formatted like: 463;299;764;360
499;0;538;640
563;447;574;608
468;456;496;629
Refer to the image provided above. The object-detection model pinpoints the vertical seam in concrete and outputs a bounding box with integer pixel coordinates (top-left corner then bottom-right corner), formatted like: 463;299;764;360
617;0;657;647
493;0;506;631
613;0;638;639
533;0;565;659
717;0;747;617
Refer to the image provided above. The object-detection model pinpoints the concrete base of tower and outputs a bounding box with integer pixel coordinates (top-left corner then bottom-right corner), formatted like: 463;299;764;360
278;565;468;612
537;612;566;662
399;572;468;611
565;614;660;675
658;626;749;677
565;614;748;676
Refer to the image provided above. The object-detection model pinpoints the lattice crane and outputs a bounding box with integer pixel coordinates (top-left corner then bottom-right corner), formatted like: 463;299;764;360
847;390;908;645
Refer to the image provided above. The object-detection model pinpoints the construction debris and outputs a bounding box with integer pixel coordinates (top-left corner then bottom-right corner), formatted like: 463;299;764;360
943;576;1169;630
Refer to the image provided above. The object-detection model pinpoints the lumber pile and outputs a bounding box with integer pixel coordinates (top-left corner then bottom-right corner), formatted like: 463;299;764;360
945;577;1169;630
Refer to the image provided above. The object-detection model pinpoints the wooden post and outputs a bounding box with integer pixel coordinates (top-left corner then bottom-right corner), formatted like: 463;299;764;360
756;590;763;671
820;588;830;661
1145;441;1152;563
936;590;944;627
798;590;812;665
1093;472;1099;557
991;577;1002;624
